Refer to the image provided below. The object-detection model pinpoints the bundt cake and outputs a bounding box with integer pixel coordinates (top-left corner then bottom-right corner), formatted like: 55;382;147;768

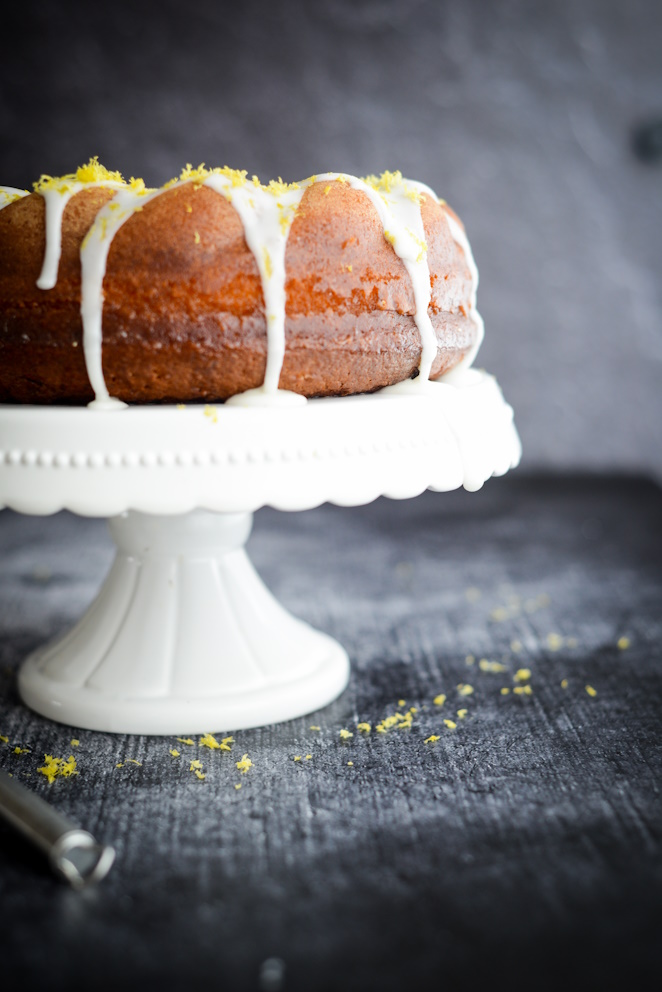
0;159;484;408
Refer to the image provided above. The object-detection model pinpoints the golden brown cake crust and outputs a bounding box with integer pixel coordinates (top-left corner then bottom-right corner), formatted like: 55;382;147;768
0;180;478;404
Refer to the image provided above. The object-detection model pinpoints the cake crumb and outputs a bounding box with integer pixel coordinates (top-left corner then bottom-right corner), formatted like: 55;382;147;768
424;735;440;743
339;729;353;739
433;694;446;707
236;754;252;774
203;404;218;424
194;230;200;244
585;685;597;697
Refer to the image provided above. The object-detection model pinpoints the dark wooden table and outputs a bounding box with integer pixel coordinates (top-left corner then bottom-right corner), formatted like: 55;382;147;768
1;475;660;990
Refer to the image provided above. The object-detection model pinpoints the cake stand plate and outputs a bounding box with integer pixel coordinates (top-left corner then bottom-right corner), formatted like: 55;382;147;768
0;369;520;735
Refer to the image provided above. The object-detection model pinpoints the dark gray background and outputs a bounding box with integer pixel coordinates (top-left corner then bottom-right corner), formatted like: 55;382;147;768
2;0;661;474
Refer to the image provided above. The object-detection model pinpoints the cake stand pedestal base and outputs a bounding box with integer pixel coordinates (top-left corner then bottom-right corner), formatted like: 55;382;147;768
18;509;350;735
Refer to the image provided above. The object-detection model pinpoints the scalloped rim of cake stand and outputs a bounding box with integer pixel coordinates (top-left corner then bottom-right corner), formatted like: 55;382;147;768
0;368;521;516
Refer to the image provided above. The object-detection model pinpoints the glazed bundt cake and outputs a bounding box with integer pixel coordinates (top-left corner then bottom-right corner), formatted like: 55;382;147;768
0;160;484;407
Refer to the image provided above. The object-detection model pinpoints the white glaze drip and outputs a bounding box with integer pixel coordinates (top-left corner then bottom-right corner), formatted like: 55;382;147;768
443;211;484;371
37;181;125;291
316;173;437;387
202;175;307;402
405;178;484;373
80;186;163;407
0;186;28;210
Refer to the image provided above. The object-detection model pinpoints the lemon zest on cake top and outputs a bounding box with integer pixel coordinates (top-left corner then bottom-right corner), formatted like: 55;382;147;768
33;156;128;194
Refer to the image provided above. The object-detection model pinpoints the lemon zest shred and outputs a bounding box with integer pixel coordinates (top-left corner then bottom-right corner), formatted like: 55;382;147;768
479;659;507;673
199;732;232;751
424;735;440;743
236;754;252;774
38;754;78;783
444;720;457;730
585;685;597;697
433;694;446;707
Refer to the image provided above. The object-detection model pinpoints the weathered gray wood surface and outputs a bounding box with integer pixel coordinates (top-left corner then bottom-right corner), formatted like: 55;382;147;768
0;475;660;989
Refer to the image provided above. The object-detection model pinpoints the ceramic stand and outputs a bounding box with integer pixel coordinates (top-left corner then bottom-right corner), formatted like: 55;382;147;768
18;509;348;734
0;369;521;735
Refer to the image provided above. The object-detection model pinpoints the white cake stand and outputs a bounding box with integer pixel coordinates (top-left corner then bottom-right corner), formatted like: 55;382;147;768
0;369;520;735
